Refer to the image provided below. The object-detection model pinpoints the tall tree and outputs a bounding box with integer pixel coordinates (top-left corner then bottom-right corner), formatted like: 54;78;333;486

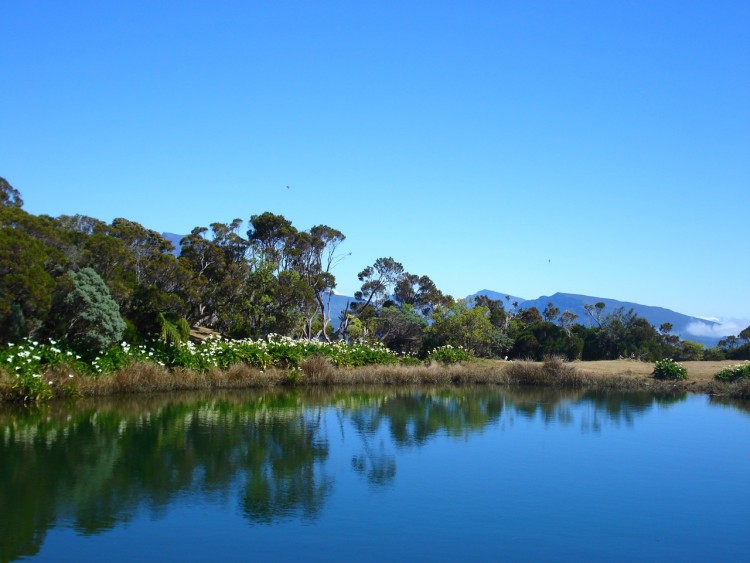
584;302;606;327
0;177;23;208
394;273;451;316
354;257;405;311
543;302;560;323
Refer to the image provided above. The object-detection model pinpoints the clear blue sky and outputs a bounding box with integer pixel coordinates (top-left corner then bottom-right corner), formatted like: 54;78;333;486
2;1;748;328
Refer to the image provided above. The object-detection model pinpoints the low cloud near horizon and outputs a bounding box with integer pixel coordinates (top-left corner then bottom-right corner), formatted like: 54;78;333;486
686;319;749;339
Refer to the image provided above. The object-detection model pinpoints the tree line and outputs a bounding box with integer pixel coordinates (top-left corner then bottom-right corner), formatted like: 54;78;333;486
2;177;748;361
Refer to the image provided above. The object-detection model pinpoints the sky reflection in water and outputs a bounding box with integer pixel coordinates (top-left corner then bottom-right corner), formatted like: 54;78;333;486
1;387;748;562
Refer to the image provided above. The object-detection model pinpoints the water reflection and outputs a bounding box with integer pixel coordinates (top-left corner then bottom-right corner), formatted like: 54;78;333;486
0;386;742;562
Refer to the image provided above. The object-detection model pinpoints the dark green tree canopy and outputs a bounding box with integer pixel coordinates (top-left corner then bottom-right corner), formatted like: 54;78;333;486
0;177;23;208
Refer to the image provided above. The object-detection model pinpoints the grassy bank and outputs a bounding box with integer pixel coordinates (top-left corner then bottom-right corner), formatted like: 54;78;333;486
2;356;748;403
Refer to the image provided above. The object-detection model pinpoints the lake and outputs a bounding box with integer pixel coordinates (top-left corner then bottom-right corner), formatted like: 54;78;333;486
1;387;748;562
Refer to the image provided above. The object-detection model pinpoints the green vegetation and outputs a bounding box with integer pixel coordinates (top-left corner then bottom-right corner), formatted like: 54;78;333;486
3;176;750;402
426;345;472;364
652;358;688;380
714;362;750;382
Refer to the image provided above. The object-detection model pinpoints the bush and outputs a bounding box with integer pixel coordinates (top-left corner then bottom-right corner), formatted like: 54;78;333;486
427;345;472;364
64;268;126;353
398;355;423;367
652;358;688;380
714;362;750;382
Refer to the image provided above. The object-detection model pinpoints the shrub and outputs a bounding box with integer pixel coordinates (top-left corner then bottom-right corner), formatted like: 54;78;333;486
64;268;126;352
398;355;423;367
714;362;750;382
427;345;472;364
652;358;688;380
505;357;583;387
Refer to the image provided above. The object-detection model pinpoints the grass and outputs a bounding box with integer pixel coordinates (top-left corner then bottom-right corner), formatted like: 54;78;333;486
2;357;749;403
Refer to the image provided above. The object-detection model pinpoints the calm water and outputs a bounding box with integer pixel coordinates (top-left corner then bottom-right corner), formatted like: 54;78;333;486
1;387;748;562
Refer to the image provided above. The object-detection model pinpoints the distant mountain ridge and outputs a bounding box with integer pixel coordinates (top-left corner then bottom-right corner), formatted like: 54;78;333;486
162;233;185;256
159;232;722;346
467;290;719;346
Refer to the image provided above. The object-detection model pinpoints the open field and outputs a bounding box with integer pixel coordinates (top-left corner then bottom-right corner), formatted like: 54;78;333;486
572;359;738;383
474;359;744;382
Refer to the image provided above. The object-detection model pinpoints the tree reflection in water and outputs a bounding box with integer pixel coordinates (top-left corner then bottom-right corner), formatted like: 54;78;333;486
0;386;710;562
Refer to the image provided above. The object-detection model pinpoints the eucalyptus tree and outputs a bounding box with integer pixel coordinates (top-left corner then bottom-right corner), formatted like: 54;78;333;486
109;218;175;286
0;177;23;208
394;273;452;316
559;310;579;336
542;302;560;323
0;199;71;341
180;221;253;333
247;212;297;274
348;257;405;338
354;257;405;309
0;226;56;341
292;225;348;340
583;301;606;327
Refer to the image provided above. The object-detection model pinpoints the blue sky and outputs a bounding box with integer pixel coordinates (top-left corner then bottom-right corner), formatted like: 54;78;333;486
2;1;748;329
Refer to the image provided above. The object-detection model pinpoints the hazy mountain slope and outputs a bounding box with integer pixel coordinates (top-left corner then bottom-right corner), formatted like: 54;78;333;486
162;233;185;256
467;290;719;346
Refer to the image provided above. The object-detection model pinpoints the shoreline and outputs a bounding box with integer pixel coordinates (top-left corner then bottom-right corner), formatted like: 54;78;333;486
2;358;748;404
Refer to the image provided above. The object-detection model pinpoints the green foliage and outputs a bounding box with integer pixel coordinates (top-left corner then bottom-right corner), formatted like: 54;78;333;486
64;268;126;353
398;355;423;366
427;301;511;358
714;363;750;382
157;312;191;344
426;345;472;364
0;222;57;341
702;347;726;361
1;335;408;396
0;338;85;401
1;338;86;376
675;340;704;361
1;178;724;368
578;308;664;361
0;177;23;208
652;358;688;380
510;321;582;361
375;305;427;355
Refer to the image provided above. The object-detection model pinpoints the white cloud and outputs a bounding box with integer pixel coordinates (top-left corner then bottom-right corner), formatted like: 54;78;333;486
686;319;749;339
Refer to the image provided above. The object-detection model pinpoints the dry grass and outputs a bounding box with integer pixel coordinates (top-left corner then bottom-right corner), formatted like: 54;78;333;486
75;361;288;397
572;359;739;383
2;358;748;403
504;356;584;387
300;356;336;384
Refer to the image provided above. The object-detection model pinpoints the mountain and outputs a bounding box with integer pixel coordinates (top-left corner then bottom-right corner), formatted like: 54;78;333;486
324;293;357;326
468;289;526;307
162;233;185;256
466;290;720;346
154;234;722;347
